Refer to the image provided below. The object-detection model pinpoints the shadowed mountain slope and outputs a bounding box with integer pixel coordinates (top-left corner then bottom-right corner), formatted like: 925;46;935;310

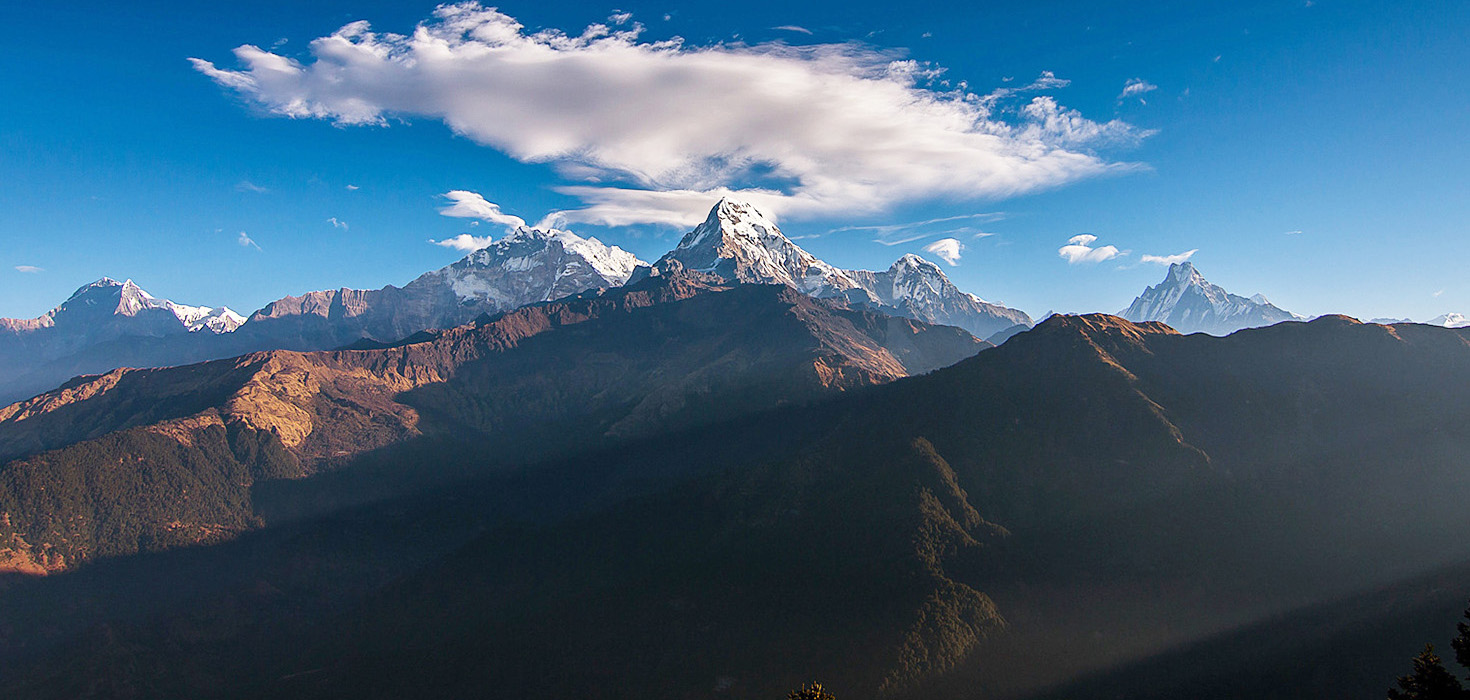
3;315;1470;699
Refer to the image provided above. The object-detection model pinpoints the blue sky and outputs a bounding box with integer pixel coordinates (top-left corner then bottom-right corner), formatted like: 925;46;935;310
2;0;1466;322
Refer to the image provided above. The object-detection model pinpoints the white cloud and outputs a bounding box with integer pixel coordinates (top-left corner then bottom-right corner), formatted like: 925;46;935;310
1118;78;1158;103
235;180;269;193
328;217;349;230
431;233;495;252
1284;229;1302;235
1140;248;1197;265
772;25;813;35
238;231;261;250
923;237;964;265
439;190;527;229
346;184;360;191
191;3;1150;228
608;11;633;25
14;265;43;273
1433;289;1445;298
1058;233;1121;264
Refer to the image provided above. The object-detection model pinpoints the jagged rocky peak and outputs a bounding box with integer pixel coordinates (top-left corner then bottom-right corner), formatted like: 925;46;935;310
1121;262;1300;336
656;199;867;299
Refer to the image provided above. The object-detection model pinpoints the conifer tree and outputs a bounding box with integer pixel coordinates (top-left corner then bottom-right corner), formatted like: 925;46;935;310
1388;644;1467;700
787;681;836;700
1452;603;1470;675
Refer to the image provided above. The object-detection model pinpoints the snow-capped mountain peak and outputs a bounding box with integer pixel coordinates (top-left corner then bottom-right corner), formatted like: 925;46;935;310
1428;312;1469;328
658;199;865;298
1122;262;1300;335
844;253;1032;339
411;226;646;308
32;278;245;334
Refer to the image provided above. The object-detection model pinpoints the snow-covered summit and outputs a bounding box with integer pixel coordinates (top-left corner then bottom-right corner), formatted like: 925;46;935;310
1427;312;1469;328
651;199;1032;338
656;199;867;300
13;277;246;334
413;226;645;308
844;253;1032;339
1121;262;1300;335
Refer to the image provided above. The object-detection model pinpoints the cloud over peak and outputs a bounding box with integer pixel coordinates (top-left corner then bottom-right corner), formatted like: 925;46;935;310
193;2;1151;228
1141;249;1198;265
923;237;964;265
439;190;527;229
1057;234;1121;264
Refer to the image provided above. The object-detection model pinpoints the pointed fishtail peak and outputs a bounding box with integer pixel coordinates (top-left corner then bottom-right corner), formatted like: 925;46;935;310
1123;262;1299;336
1163;261;1205;286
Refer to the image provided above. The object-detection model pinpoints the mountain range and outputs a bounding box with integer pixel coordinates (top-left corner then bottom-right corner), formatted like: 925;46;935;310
0;200;1027;406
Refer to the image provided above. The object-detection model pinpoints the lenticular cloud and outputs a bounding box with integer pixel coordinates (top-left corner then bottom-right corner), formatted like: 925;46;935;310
191;2;1150;227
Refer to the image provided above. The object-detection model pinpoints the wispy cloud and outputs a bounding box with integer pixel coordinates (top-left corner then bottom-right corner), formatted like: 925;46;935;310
1284;229;1302;235
235;180;269;194
1141;248;1197;265
237;231;261;250
1058;234;1121;264
608;11;633;25
439;190;527;229
771;25;813;35
829;212;1007;245
923;237;964;265
192;4;1150;229
14;265;43;273
1434;289;1445;298
432;234;496;252
345;184;360;191
327;217;349;230
1118;78;1158;104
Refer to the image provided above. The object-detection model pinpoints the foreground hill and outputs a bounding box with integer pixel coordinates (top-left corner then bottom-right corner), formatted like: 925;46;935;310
0;274;982;573
2;315;1468;699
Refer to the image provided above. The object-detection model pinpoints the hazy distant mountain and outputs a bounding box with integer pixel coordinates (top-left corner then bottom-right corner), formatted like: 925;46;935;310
239;227;644;350
0;278;244;405
1121;262;1301;335
653;199;1030;337
1427;312;1469;328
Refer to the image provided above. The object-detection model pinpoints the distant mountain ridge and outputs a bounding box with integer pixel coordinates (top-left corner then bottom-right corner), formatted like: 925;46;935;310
1121;262;1302;335
241;226;644;351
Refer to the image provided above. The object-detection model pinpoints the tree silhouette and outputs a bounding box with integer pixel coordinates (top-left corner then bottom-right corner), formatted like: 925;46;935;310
1453;604;1470;674
1388;644;1467;700
787;681;836;700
